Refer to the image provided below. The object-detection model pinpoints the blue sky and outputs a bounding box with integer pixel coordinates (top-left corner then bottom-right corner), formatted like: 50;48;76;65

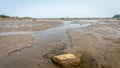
0;0;120;18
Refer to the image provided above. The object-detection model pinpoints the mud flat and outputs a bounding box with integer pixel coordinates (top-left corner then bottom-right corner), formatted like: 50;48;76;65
0;19;62;32
67;20;120;68
0;19;120;68
0;34;35;59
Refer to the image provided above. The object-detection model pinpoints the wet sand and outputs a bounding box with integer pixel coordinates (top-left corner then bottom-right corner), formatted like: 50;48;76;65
0;34;35;59
0;19;62;32
67;20;120;68
0;19;120;68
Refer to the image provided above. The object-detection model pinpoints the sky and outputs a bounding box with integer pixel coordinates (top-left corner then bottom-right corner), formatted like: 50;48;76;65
0;0;120;18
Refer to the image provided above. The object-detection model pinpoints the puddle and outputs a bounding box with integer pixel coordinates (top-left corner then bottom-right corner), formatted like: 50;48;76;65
0;21;90;44
79;20;111;22
79;20;99;22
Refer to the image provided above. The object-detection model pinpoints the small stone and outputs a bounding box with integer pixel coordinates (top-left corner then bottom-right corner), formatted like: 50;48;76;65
27;44;30;47
51;54;81;68
17;52;21;55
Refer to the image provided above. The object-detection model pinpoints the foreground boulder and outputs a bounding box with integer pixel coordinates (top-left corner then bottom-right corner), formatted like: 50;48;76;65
51;54;81;68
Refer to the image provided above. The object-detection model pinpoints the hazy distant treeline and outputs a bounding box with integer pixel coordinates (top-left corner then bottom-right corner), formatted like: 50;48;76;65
0;15;11;18
0;14;120;19
113;14;120;18
0;14;19;18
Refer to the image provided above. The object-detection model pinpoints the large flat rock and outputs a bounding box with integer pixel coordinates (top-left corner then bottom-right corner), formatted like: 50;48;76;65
51;54;81;68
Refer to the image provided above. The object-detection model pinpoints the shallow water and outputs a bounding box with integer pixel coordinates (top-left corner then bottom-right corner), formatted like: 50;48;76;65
0;21;90;44
79;20;99;22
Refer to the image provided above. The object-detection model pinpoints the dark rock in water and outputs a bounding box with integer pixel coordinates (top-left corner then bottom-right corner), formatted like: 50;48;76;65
51;54;81;68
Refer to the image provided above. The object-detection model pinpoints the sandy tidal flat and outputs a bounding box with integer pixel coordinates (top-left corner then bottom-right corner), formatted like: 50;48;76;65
0;34;35;59
0;19;120;68
0;20;62;32
67;20;120;68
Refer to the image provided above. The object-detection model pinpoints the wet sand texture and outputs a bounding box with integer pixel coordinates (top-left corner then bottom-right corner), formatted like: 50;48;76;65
67;20;120;68
0;19;120;68
0;34;35;59
0;20;62;32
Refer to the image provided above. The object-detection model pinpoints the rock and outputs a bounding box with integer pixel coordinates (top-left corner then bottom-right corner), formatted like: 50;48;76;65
17;52;21;55
27;44;30;47
51;54;81;68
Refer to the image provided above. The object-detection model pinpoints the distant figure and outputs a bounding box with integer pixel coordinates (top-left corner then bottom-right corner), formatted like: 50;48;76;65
67;16;68;20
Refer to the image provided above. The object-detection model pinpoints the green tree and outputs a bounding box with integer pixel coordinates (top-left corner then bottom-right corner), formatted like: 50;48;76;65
0;14;10;18
113;14;120;18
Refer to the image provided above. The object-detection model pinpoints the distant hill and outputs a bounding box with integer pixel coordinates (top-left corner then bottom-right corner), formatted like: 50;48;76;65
113;14;120;18
0;15;11;18
0;15;33;19
0;15;20;19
